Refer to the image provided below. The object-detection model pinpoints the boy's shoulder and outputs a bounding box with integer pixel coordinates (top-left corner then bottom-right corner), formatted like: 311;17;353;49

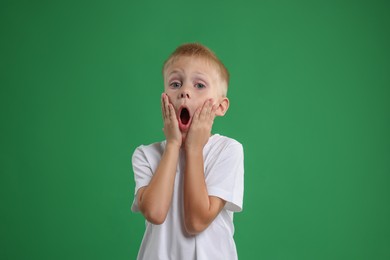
132;140;166;159
207;134;243;149
135;140;166;150
203;134;244;160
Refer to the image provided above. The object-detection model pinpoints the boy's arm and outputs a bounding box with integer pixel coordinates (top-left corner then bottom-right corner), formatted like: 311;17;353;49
184;149;226;234
137;143;179;224
183;99;226;235
137;93;181;225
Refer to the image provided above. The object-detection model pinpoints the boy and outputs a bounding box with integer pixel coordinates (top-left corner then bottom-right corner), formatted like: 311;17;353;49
131;43;244;260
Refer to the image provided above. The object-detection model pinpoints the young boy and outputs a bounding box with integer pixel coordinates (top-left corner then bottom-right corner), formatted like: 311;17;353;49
131;43;244;260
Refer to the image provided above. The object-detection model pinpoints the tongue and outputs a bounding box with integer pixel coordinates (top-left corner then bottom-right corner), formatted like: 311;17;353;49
180;108;190;125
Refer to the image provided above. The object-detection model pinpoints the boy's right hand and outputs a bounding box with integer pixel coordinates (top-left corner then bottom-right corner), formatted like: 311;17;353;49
161;93;182;148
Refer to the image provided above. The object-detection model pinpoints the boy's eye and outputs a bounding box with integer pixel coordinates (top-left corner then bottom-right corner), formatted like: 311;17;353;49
195;83;206;89
170;82;181;88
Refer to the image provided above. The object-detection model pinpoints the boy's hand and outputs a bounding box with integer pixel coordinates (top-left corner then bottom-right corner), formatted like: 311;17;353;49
161;93;182;148
185;99;218;151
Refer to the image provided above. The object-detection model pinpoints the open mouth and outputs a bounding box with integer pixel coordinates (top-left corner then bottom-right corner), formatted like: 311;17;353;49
180;107;190;125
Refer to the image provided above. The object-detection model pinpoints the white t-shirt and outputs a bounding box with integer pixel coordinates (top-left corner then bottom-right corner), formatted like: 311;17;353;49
131;134;244;260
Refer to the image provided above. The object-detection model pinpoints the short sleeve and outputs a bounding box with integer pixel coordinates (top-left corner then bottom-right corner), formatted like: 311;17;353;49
131;146;153;212
205;141;244;212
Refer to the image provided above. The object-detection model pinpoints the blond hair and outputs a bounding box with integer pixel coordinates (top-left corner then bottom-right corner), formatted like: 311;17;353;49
163;43;229;96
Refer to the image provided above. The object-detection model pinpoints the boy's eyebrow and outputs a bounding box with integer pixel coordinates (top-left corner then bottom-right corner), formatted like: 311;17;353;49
168;69;184;76
193;71;211;82
167;69;209;80
193;71;207;76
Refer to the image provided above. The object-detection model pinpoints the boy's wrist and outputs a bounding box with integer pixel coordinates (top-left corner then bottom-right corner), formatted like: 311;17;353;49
184;145;203;156
165;141;181;151
184;139;206;153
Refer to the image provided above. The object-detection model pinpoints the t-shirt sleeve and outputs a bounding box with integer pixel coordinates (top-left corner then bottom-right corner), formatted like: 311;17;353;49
131;146;153;212
206;142;244;212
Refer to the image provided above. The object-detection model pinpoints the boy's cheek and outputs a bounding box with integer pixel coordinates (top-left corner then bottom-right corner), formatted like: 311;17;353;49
165;91;176;99
163;92;174;103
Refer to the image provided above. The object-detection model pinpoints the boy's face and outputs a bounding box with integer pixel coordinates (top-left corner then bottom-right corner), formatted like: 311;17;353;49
163;56;228;136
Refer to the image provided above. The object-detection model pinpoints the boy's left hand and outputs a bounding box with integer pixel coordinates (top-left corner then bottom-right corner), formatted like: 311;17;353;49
184;99;218;151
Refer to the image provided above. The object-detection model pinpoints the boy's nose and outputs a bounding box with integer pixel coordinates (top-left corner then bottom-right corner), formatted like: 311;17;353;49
179;86;190;99
180;92;190;99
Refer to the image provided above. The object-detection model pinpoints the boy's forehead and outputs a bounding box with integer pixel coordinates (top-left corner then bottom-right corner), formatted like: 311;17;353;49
164;56;219;77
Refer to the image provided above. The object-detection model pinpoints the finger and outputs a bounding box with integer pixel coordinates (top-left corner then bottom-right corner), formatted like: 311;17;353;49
161;93;166;119
200;99;211;119
164;94;170;119
168;104;176;121
202;100;210;118
207;99;214;116
210;103;218;119
193;107;201;122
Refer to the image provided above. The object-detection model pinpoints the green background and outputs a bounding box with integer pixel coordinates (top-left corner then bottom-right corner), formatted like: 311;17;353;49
1;0;389;259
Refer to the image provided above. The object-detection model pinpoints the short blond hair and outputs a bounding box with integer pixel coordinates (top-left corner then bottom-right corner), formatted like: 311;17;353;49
163;43;229;96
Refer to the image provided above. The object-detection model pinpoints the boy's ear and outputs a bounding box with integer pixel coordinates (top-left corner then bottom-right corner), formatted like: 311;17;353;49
215;97;229;116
